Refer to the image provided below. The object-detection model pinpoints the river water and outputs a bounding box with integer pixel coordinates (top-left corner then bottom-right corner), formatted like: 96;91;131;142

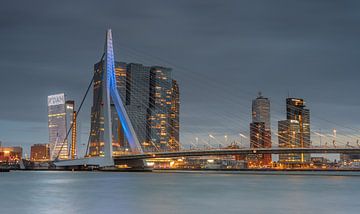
0;171;359;214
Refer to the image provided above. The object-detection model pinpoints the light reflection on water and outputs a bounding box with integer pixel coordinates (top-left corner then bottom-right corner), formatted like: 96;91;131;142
0;171;359;214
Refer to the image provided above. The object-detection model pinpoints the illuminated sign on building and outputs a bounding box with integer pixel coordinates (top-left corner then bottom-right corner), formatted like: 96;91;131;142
48;93;65;106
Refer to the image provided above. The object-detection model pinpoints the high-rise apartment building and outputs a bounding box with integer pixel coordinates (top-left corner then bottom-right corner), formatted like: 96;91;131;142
148;66;174;151
89;61;180;156
249;93;271;165
252;92;271;130
278;98;311;163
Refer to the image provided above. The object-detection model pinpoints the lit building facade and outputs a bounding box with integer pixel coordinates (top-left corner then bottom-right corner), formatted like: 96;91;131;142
340;153;360;163
0;146;22;163
278;98;311;163
249;122;271;165
148;66;175;151
89;61;128;156
89;61;180;156
111;104;126;155
278;119;301;162
48;93;68;160
65;100;77;159
30;144;50;161
249;93;271;165
169;80;180;151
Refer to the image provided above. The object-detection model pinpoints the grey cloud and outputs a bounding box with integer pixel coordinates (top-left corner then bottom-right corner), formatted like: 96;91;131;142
0;0;360;151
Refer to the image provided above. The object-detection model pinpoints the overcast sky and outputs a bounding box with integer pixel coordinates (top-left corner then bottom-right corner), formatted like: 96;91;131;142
1;0;360;155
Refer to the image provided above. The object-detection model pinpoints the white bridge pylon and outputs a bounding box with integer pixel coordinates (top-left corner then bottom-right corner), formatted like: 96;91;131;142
55;29;143;167
102;28;143;166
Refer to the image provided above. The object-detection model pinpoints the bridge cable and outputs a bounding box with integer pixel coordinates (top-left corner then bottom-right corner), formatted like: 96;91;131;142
55;53;105;160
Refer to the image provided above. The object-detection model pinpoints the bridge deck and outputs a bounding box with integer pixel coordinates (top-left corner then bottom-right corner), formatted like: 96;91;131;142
113;148;360;161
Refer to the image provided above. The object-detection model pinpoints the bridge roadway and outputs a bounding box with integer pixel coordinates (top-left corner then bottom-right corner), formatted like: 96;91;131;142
113;147;360;162
54;147;360;167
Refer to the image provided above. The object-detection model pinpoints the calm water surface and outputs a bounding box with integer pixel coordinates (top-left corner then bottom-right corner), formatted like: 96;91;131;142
0;171;359;214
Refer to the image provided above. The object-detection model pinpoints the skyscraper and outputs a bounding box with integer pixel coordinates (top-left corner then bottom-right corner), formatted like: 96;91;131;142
89;61;180;156
48;93;68;160
286;98;310;149
89;61;128;156
169;80;180;151
278;98;311;163
144;66;179;151
252;92;270;130
111;103;127;155
126;63;151;151
65;100;77;159
249;93;271;165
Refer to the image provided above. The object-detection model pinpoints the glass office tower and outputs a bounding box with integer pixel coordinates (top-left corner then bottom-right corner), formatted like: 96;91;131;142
278;98;311;163
48;93;68;160
89;61;180;156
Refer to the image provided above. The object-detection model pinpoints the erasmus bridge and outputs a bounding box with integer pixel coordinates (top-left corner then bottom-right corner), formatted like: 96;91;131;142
54;29;360;169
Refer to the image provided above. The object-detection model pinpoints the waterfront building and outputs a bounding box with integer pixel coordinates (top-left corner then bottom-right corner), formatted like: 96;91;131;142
286;98;310;146
249;93;271;166
340;153;360;163
89;61;180;156
249;122;271;165
47;95;75;160
48;93;68;160
30;144;50;161
125;63;152;152
65;100;77;159
0;146;22;163
148;66;178;152
111;103;126;155
278;98;311;163
252;92;271;130
340;140;360;163
169;80;180;151
89;61;128;156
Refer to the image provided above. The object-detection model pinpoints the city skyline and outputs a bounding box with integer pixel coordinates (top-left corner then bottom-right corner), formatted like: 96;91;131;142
1;1;360;155
1;2;360;214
